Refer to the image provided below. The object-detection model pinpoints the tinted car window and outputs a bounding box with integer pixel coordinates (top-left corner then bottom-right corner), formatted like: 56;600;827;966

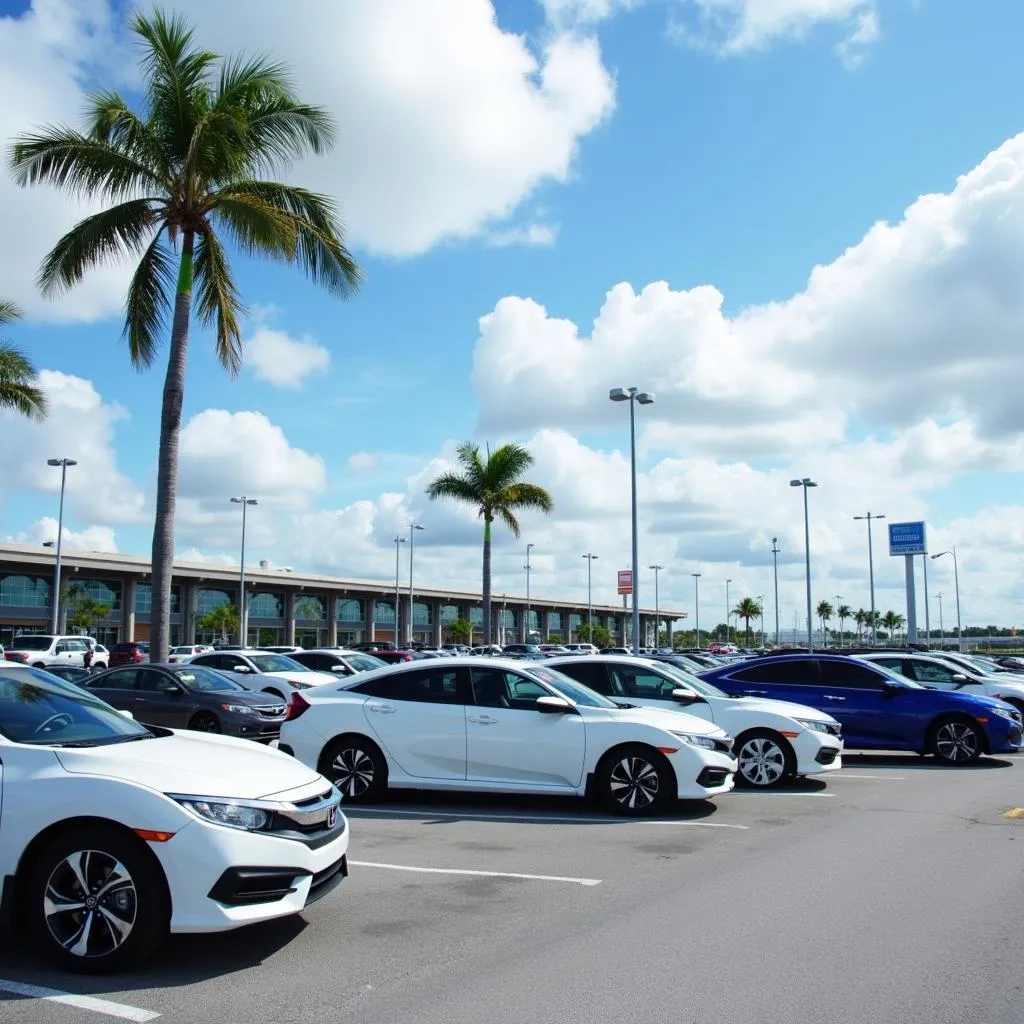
471;668;548;709
90;668;139;690
352;668;463;704
171;666;245;692
608;665;678;699
729;660;819;685
12;636;53;651
818;660;887;690
348;653;386;671
137;668;181;693
553;661;609;693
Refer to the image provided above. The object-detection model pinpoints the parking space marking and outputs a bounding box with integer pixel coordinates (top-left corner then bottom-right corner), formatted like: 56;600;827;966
350;860;602;886
345;808;749;829
831;773;907;780
725;791;834;797
0;979;159;1022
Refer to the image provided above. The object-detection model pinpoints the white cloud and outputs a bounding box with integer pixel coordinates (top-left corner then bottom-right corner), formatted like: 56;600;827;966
347;452;378;472
487;223;560;248
541;0;641;26
8;516;118;553
835;8;879;68
245;327;331;389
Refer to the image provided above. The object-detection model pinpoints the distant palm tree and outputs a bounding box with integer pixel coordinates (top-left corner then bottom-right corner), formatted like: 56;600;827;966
816;600;833;646
733;597;761;646
9;10;360;662
854;608;867;643
0;300;46;420
881;610;903;641
836;604;852;648
427;442;553;645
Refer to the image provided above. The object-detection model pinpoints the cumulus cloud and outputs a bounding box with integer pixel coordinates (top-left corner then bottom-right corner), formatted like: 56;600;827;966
9;516;119;553
347;452;378;472
487;223;560;248
245;327;331;389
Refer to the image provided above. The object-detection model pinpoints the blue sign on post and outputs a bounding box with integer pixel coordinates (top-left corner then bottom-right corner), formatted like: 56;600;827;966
888;521;927;556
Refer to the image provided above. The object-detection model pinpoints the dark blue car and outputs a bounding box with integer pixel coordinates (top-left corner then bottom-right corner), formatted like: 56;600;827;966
700;654;1022;764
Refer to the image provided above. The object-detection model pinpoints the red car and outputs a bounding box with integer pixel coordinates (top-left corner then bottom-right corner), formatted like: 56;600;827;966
108;641;150;666
367;649;415;664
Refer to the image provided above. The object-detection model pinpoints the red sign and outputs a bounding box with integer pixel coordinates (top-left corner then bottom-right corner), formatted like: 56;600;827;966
617;570;633;595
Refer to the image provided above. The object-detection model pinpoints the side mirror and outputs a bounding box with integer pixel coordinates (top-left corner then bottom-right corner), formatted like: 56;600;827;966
232;665;252;673
951;674;968;685
331;664;350;673
536;695;574;714
671;687;701;704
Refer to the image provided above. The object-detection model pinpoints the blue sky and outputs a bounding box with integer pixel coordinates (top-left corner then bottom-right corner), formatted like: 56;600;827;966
3;0;1024;628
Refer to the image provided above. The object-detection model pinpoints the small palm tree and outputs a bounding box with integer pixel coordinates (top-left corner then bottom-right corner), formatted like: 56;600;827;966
836;604;852;648
0;300;46;420
816;600;833;647
733;597;761;646
853;608;866;643
10;10;360;661
881;610;902;642
427;442;553;645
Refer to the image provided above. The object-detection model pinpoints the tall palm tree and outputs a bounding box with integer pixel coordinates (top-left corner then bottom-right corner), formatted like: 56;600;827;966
836;604;852;648
732;597;761;646
816;599;833;647
854;608;866;644
426;442;553;645
10;11;360;661
0;300;46;420
881;610;902;641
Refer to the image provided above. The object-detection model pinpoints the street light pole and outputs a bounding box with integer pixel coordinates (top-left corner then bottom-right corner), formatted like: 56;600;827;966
771;537;780;647
936;592;944;645
931;549;962;652
582;553;598;639
853;512;885;644
393;535;406;646
407;523;425;646
725;578;732;644
790;478;818;653
691;573;702;648
757;595;765;648
609;386;655;657
47;458;77;634
649;565;663;650
230;497;259;646
524;543;534;642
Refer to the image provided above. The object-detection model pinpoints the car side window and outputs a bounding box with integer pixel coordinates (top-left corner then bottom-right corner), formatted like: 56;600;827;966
729;661;819;686
92;668;139;690
220;655;244;669
554;661;610;694
137;668;180;693
353;668;464;704
911;661;960;687
818;661;886;690
54;642;68;653
608;666;677;699
69;639;89;653
471;668;548;710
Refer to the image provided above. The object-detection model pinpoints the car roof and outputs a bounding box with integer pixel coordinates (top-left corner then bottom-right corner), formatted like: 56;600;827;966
294;648;366;656
334;656;550;688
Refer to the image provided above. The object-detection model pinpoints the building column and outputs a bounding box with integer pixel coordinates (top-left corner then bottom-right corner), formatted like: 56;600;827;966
366;595;376;643
618;612;627;645
666;618;673;648
432;601;442;647
181;582;197;644
124;578;137;642
328;594;338;648
284;591;296;646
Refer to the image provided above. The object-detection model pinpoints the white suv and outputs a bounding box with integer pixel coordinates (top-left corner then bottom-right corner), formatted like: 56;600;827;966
3;634;106;670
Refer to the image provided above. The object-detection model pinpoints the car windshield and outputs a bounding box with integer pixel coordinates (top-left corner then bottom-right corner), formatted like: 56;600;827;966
348;653;386;671
0;667;152;746
655;662;730;698
170;667;246;692
248;653;309;673
526;666;619;708
12;636;52;651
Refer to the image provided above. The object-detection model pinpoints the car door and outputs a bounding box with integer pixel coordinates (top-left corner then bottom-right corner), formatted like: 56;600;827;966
87;667;142;713
353;667;469;780
133;668;190;727
466;666;586;789
720;659;823;709
815;659;906;747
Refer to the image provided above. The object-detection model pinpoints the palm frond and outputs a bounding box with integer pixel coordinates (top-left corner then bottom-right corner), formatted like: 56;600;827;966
243;95;336;169
501;482;554;514
426;473;482;507
0;343;46;419
209;194;297;260
482;443;535;490
123;232;176;369
0;301;21;326
37;199;161;297
495;505;522;538
86;89;171;185
194;229;245;373
453;441;486;490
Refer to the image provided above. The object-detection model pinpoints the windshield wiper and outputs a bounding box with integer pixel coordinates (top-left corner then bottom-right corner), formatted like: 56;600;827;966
106;733;155;744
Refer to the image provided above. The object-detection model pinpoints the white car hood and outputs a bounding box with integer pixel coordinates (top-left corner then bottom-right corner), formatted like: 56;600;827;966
734;696;836;723
264;669;336;685
54;731;324;800
598;704;725;737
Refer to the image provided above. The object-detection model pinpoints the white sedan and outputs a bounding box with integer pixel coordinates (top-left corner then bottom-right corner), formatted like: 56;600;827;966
280;657;737;816
546;655;843;788
190;649;336;699
0;664;348;972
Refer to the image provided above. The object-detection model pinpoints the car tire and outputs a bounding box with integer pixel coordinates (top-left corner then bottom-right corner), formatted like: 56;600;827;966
596;743;675;816
734;729;795;788
929;715;984;765
319;735;388;803
26;823;169;974
188;711;221;733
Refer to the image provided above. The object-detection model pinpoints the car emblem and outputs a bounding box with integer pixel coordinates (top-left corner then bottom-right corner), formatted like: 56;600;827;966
326;805;338;829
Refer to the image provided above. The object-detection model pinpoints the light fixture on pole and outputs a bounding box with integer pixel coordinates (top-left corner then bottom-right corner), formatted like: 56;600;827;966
407;523;425;646
47;458;77;634
853;512;885;644
649;564;663;650
930;549;962;652
393;534;406;646
771;537;780;647
691;573;702;649
790;478;818;653
524;542;535;641
582;553;598;638
229;497;258;645
609;386;655;656
725;578;732;644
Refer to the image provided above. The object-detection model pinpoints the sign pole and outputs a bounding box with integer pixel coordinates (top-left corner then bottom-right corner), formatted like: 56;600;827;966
904;555;917;643
922;553;930;647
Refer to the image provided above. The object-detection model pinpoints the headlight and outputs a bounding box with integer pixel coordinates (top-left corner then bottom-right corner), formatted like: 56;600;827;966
219;702;257;715
670;731;717;750
174;798;271;831
990;706;1018;722
289;681;313;690
794;718;837;735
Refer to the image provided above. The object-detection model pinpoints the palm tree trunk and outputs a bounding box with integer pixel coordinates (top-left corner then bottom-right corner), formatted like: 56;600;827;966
482;516;492;646
150;232;194;663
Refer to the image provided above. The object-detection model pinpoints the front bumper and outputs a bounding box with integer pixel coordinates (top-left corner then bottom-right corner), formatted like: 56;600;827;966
669;747;737;799
222;713;286;743
792;731;843;777
154;812;349;933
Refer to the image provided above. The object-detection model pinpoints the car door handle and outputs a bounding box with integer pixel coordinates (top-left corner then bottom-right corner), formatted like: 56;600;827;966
467;715;498;725
366;703;397;714
742;690;768;697
823;695;846;702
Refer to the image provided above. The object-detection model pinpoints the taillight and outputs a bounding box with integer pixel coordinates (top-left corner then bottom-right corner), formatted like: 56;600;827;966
286;691;310;721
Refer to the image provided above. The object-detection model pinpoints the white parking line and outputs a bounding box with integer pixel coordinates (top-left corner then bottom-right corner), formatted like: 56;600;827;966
0;979;159;1022
350;860;602;886
726;791;835;797
344;807;749;829
832;773;907;780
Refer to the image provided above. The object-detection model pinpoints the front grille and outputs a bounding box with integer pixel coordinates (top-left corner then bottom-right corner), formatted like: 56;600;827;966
816;747;839;765
696;766;732;788
251;704;286;719
1009;726;1022;746
208;867;303;906
305;855;348;906
276;789;338;830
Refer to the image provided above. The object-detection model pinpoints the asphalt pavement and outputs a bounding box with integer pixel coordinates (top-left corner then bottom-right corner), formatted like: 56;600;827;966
2;752;1023;1024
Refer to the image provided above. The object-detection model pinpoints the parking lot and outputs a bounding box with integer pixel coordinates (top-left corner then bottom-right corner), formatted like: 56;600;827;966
3;751;1024;1024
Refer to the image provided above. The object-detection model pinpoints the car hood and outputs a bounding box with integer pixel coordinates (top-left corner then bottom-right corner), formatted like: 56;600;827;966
594;704;726;737
733;696;836;723
55;730;324;799
263;669;336;685
938;689;1017;711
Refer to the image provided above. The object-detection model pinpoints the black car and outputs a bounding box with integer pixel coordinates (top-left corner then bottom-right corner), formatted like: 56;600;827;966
85;663;286;741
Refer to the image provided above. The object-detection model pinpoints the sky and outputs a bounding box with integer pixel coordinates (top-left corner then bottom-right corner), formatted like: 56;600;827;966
2;0;1024;634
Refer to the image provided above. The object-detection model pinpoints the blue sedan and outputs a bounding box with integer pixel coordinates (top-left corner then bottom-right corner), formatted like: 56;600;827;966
700;653;1022;764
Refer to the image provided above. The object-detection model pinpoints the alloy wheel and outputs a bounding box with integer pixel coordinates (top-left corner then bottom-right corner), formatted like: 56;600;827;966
608;756;661;810
935;721;980;762
738;736;787;787
43;850;137;960
331;747;376;798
